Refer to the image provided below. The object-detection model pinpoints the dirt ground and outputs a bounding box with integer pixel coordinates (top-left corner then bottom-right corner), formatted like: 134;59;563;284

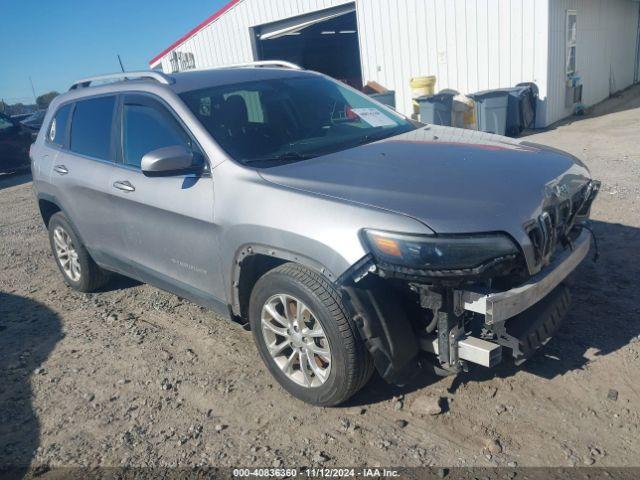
1;86;639;472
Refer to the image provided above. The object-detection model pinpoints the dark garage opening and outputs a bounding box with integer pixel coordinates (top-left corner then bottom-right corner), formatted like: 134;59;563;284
253;5;362;89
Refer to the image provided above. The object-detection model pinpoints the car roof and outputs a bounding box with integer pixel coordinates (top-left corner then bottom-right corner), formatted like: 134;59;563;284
49;67;321;113
168;67;318;94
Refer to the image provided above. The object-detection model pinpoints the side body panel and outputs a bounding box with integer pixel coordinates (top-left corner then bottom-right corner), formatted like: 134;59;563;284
31;143;56;199
50;150;125;269
33;84;234;309
210;160;434;313
106;91;225;303
108;166;223;302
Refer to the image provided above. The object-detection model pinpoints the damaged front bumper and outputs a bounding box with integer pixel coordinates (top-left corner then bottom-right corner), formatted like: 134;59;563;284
433;230;591;368
342;230;591;383
455;230;591;325
427;230;590;371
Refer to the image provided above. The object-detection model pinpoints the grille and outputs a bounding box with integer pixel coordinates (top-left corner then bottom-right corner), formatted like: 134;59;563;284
527;211;557;262
527;180;600;264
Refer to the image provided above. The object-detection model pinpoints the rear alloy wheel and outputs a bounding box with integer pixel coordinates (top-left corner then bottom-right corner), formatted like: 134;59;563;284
48;212;109;292
249;263;374;406
52;226;82;282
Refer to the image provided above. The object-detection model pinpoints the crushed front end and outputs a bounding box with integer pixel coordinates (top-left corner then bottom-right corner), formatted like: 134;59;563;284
339;180;600;383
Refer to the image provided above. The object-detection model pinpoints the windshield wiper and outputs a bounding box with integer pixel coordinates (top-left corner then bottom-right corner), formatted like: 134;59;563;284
242;151;317;164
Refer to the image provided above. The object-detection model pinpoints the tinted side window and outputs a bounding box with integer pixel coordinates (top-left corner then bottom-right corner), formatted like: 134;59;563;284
122;101;190;168
47;104;72;147
70;96;115;160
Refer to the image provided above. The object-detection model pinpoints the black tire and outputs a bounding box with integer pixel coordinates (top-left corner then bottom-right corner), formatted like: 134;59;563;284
249;263;374;406
48;212;109;292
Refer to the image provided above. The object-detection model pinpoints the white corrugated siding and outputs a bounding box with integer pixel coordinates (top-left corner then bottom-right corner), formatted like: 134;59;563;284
546;0;639;125
154;0;354;73
154;0;549;124
356;0;550;124
152;0;640;127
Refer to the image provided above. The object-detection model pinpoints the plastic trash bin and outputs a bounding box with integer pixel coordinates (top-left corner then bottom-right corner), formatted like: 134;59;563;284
410;76;436;114
470;90;510;135
470;84;538;136
513;82;538;133
369;91;396;109
418;92;455;126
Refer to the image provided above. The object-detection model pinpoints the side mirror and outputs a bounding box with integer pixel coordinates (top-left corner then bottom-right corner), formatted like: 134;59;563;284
141;145;198;177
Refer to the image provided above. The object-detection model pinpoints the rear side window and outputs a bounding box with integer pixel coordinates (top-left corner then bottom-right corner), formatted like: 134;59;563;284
122;100;191;168
47;104;72;147
70;96;115;160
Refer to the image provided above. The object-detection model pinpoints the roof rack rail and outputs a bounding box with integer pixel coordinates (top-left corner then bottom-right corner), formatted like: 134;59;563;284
69;71;174;91
208;60;302;70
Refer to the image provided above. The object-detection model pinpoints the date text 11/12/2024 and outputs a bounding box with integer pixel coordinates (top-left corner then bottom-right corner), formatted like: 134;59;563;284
232;468;401;477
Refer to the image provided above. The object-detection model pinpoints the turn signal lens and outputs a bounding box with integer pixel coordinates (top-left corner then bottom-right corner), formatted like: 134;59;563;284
370;235;402;257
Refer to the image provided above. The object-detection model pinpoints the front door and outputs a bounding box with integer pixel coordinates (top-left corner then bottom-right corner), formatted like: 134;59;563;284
108;93;223;305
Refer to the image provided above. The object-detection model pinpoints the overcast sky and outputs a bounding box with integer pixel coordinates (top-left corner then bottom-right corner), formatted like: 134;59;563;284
1;0;227;104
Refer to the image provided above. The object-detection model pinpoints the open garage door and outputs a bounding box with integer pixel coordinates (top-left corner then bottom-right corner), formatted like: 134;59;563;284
253;3;363;89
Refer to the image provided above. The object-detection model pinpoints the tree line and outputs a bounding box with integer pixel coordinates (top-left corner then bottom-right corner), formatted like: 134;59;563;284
0;91;60;116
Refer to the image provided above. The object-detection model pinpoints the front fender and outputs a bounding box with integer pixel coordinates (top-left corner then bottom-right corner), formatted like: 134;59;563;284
213;161;434;310
229;236;336;316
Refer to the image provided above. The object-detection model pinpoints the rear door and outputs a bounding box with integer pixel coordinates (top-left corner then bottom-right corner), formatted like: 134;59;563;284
108;93;220;302
50;95;126;270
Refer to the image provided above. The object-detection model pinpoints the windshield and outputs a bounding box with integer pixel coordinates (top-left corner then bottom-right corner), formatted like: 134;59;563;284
179;75;415;165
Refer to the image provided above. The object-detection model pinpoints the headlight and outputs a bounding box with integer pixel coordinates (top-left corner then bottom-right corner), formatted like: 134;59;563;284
363;229;519;271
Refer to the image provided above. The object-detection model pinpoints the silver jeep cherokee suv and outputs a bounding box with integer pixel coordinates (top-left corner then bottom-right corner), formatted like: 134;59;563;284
31;63;600;406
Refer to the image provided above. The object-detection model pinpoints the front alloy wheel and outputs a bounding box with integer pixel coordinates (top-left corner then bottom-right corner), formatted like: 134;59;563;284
249;263;374;406
261;294;331;387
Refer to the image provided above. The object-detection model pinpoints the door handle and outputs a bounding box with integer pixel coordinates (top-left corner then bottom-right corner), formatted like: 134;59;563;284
113;180;135;192
53;165;68;175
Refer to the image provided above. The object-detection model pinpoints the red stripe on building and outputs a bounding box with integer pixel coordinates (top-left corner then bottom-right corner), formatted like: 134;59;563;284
149;0;243;66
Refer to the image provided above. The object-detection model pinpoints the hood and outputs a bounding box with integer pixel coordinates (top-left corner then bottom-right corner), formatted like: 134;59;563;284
258;126;591;237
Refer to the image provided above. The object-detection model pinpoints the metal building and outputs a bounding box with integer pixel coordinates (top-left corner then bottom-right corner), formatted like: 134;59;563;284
150;0;640;127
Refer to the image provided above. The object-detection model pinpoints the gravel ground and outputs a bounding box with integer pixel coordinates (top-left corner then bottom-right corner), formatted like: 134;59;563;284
1;86;639;472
